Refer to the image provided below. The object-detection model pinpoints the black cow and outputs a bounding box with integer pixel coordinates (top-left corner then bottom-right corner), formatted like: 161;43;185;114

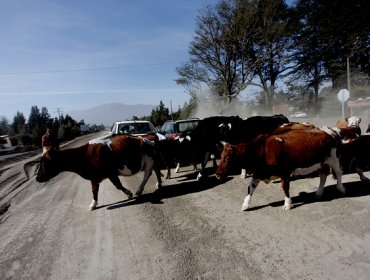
339;134;370;182
179;116;242;180
219;114;289;144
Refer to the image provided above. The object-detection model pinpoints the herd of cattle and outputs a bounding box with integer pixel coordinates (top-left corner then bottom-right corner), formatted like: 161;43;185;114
29;114;370;212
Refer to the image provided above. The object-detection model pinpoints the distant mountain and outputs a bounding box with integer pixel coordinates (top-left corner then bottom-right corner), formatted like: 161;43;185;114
68;103;155;126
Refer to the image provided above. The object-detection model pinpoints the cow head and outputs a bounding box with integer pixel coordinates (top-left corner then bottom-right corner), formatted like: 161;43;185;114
36;146;61;183
218;117;243;142
215;143;237;180
218;122;232;140
347;116;361;127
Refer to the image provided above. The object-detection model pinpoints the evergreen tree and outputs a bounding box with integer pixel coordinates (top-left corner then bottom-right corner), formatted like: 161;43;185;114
149;101;170;126
0;116;10;135
12;111;26;135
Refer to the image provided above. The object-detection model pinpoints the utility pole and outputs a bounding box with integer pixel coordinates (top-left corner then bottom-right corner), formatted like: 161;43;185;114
55;107;63;121
170;100;174;120
347;56;351;95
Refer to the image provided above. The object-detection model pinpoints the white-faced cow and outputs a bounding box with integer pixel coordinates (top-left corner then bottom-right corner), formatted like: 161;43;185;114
335;116;361;140
35;134;162;210
216;127;345;211
335;116;361;129
179;116;242;180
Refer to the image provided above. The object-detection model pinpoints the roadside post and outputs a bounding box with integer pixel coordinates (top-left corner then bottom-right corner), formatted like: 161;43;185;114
337;89;349;119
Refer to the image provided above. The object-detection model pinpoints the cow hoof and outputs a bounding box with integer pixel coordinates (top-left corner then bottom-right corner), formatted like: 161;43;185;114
125;190;133;199
241;204;249;211
197;173;203;181
282;205;292;210
314;191;323;198
337;186;345;195
89;200;97;211
360;176;370;182
155;183;162;190
283;198;292;210
241;202;249;211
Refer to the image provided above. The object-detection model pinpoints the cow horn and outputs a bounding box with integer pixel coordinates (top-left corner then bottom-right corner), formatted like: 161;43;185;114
23;158;41;179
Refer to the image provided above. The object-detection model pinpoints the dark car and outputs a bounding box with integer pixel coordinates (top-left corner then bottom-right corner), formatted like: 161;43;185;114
159;118;200;139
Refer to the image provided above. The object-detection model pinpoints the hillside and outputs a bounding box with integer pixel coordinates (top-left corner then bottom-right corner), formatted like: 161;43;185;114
68;103;155;126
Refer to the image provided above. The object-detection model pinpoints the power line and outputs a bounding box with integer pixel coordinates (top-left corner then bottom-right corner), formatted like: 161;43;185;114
0;61;183;75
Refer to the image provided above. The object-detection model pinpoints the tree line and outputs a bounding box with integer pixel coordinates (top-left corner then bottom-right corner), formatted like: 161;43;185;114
0;105;104;149
0;101;191;149
176;0;370;114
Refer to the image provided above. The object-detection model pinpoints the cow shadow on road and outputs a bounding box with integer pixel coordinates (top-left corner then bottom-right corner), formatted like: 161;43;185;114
100;174;232;211
248;180;370;211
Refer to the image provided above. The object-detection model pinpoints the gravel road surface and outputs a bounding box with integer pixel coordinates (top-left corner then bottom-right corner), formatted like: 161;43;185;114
1;131;370;279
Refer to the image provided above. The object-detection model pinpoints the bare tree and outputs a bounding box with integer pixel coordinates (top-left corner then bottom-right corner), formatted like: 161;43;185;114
176;0;257;104
248;0;296;111
176;0;295;111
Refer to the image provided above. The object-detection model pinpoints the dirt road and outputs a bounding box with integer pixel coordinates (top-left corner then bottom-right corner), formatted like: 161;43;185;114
1;132;370;279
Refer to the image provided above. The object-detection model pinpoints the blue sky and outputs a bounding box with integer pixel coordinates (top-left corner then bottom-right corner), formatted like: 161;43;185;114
0;0;220;121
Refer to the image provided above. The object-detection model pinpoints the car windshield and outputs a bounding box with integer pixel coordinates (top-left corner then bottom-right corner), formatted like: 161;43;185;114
117;123;154;134
178;121;199;132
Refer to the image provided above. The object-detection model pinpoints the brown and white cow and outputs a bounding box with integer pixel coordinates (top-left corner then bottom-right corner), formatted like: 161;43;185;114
216;128;344;211
35;134;162;210
218;115;290;179
238;122;316;179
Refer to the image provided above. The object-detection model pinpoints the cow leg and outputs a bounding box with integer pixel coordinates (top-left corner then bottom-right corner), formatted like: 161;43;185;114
197;152;211;180
135;158;154;196
109;176;133;199
328;149;345;194
175;162;181;173
153;166;163;190
315;172;328;198
89;181;100;211
211;154;217;168
165;167;171;179
356;166;370;182
241;177;260;211
281;179;293;210
240;169;247;179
